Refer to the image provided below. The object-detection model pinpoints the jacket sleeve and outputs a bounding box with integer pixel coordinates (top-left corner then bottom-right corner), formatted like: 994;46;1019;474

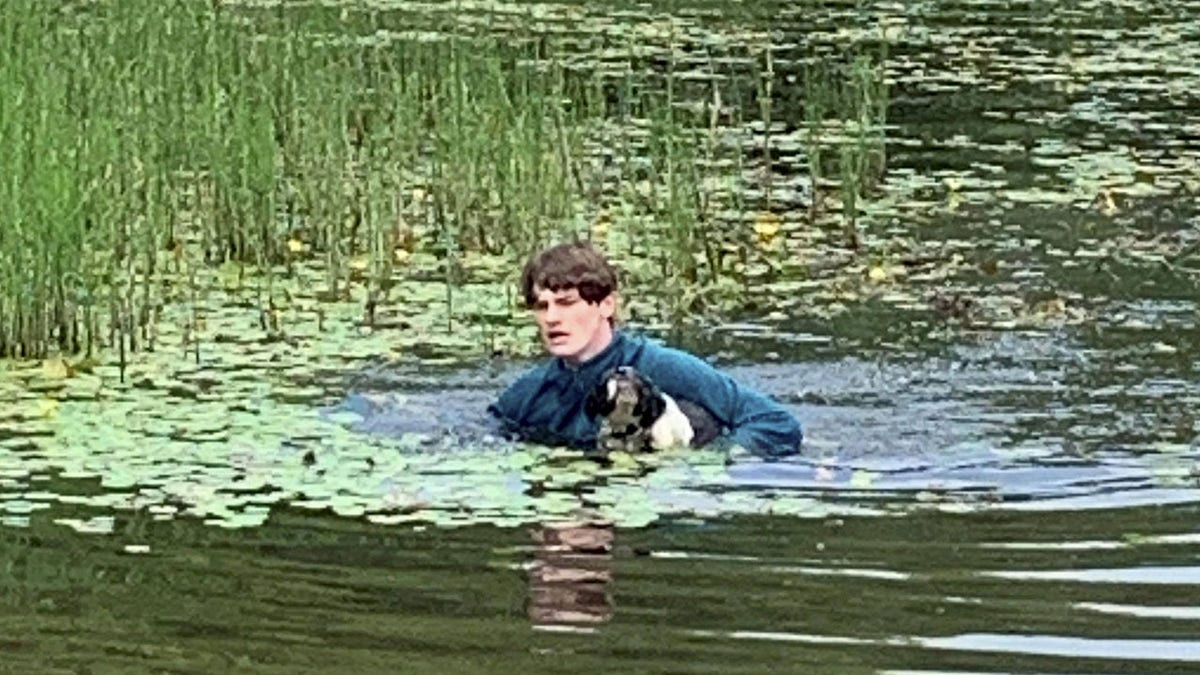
638;346;802;458
487;371;537;439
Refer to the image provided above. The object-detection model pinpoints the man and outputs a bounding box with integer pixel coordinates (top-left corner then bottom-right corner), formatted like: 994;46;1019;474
487;241;802;458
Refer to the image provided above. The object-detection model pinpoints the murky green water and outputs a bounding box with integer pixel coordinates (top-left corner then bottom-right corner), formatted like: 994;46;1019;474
2;0;1199;672
3;500;1200;673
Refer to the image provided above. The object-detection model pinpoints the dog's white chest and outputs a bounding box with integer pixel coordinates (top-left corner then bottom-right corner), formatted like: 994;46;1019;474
648;395;694;449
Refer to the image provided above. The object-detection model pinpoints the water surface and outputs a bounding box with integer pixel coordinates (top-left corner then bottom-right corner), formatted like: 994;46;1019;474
2;0;1199;671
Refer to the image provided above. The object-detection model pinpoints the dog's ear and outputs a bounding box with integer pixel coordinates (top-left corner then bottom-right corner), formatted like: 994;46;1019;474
635;381;667;427
585;376;615;418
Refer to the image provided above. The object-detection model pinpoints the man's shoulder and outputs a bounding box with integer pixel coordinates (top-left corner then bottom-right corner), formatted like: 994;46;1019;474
614;330;674;359
503;357;560;390
621;331;708;368
490;357;562;421
616;332;723;393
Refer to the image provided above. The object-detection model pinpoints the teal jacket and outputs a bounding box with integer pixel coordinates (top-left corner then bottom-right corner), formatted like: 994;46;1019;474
488;331;802;458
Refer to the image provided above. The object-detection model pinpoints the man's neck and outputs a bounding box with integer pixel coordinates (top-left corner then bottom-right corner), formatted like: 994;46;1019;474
563;326;616;369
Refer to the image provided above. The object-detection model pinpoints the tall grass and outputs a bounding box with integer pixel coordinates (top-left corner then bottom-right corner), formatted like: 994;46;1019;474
0;2;890;360
0;2;600;359
802;46;889;243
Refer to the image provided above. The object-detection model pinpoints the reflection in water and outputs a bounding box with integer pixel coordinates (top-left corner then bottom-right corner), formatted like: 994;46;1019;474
1;493;1198;673
527;518;615;629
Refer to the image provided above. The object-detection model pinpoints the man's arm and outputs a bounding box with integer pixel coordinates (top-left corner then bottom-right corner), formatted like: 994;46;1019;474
487;369;539;439
638;345;802;458
487;363;591;448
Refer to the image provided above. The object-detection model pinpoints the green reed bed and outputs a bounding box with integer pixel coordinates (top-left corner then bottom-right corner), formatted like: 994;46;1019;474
0;1;889;362
802;46;889;245
0;2;596;360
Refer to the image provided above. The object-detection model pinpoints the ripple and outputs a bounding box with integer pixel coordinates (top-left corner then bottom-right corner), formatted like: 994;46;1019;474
919;633;1200;662
982;566;1200;585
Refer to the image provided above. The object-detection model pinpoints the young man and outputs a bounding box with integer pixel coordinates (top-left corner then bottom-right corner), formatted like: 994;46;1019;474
487;241;802;458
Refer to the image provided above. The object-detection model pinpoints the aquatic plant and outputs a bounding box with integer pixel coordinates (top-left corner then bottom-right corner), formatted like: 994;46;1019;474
0;2;594;359
801;45;890;241
0;0;893;360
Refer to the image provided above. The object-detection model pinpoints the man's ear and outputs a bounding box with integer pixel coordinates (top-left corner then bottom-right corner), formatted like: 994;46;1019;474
600;292;617;321
585;376;615;418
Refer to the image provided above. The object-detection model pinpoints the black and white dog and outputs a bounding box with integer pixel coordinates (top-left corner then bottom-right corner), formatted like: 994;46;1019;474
585;366;721;454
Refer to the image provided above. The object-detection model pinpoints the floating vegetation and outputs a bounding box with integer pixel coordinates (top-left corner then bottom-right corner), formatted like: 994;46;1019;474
0;0;1198;533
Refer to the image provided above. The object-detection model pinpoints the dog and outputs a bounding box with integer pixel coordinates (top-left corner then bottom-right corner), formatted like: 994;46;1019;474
585;366;721;454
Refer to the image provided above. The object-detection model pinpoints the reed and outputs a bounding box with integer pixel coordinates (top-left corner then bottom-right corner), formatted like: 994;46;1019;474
803;60;832;224
756;39;776;210
1;1;882;359
801;45;889;241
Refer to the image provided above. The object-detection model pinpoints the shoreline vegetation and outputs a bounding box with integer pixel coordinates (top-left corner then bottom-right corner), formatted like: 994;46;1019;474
0;1;888;370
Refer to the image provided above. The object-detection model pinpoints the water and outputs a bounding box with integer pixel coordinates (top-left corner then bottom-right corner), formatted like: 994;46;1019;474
3;332;1197;672
2;0;1199;671
3;500;1199;673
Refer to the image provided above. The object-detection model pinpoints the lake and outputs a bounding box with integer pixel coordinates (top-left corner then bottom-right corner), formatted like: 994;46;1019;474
1;0;1198;672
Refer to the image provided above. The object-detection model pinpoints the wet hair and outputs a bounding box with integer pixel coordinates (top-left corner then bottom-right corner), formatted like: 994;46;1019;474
520;241;618;308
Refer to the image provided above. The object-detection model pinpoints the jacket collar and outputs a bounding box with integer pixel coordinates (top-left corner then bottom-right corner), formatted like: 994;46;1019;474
553;330;628;383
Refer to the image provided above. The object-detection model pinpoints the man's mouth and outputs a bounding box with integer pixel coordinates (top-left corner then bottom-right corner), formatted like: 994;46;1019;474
547;330;569;342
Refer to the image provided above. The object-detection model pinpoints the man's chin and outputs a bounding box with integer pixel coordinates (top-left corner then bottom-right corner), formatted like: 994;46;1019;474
545;340;580;359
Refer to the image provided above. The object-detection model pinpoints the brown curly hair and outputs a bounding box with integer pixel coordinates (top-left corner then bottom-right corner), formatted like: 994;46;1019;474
520;241;618;309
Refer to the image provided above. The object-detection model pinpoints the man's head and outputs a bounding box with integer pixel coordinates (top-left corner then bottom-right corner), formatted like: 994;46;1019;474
521;241;619;365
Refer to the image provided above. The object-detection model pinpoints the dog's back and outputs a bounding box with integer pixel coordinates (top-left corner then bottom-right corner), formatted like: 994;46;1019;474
676;398;720;447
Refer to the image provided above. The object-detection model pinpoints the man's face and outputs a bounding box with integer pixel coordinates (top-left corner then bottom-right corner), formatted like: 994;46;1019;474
530;285;615;365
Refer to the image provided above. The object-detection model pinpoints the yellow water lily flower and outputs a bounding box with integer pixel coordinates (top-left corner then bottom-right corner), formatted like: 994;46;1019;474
42;359;71;379
1097;188;1118;215
754;211;782;248
36;398;59;418
591;209;612;240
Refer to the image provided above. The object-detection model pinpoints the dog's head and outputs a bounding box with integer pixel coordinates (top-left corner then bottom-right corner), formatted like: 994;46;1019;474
585;366;666;430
